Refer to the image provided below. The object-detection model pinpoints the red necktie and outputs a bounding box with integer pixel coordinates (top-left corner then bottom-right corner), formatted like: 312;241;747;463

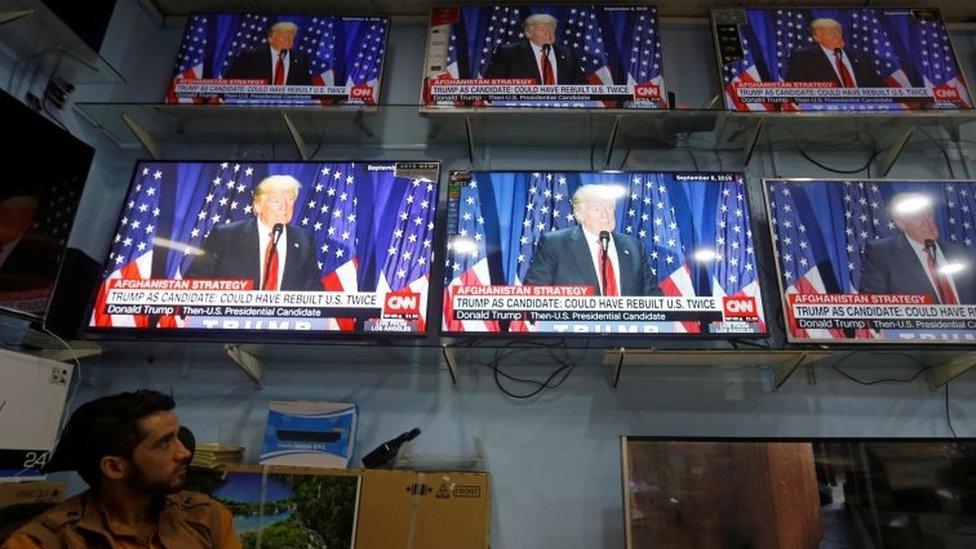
833;49;855;87
599;242;619;296
924;247;957;304
541;45;555;85
263;232;279;291
273;51;286;85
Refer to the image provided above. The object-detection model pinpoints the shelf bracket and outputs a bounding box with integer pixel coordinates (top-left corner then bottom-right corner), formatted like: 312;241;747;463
925;351;976;389
464;113;475;166
224;344;262;387
134;0;165;29
938;118;962;144
281;111;310;160
441;344;460;386
742;117;764;166
771;352;810;389
121;113;163;159
608;347;625;388
877;126;914;177
0;9;33;26
605;115;622;168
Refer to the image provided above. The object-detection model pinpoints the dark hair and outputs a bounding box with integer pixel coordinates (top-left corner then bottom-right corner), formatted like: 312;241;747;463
48;390;176;487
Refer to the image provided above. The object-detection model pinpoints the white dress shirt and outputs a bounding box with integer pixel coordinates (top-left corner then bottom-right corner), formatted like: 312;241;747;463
819;44;857;87
257;219;287;290
529;42;558;85
270;47;290;85
582;227;621;295
904;236;959;302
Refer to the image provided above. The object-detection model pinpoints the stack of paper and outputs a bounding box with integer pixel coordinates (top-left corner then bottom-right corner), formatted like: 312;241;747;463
190;443;244;470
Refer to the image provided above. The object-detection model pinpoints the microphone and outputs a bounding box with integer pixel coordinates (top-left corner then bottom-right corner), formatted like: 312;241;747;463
599;231;610;296
263;224;284;290
542;43;551;56
924;239;937;253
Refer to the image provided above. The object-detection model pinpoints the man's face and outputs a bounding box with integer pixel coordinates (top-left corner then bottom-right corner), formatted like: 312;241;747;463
812;24;845;50
126;411;191;494
253;189;297;227
896;208;939;243
575;198;617;235
268;28;297;50
524;22;556;47
0;202;37;244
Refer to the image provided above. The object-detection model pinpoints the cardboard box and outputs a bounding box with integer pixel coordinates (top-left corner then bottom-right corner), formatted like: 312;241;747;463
204;465;490;549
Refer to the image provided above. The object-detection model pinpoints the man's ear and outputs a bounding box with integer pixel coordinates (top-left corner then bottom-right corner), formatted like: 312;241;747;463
100;455;129;481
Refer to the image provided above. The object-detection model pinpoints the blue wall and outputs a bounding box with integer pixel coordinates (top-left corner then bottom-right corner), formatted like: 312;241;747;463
3;2;976;548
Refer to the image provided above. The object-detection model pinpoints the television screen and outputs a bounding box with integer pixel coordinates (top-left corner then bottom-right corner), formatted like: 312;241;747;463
423;5;666;109
441;171;765;336
0;90;93;319
622;437;976;549
713;7;973;112
88;160;440;336
168;13;389;105
766;178;976;344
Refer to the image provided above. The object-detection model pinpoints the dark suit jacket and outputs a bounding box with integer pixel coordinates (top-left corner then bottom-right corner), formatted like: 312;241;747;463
223;47;313;86
523;226;661;296
784;46;885;88
860;233;976;304
483;40;587;85
184;218;322;291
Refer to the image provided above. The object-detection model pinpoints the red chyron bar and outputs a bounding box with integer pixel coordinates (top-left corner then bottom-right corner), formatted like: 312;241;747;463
788;293;976;331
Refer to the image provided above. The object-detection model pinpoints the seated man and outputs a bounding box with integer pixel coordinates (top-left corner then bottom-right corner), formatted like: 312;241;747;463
3;390;240;549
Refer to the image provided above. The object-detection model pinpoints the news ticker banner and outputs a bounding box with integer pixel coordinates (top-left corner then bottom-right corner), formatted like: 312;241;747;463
423;5;666;109
98;279;425;333
715;8;972;111
766;177;976;344
168;14;388;105
447;286;761;335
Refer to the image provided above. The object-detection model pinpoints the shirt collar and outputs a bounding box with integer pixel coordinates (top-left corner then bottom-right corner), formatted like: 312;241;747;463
529;41;552;57
271;46;288;59
581;226;612;247
257;218;285;238
820;44;844;59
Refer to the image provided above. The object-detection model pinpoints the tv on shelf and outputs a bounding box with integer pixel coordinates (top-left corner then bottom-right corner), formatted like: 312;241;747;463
712;7;972;112
0;89;93;321
765;178;976;344
167;13;389;106
422;4;667;109
88;160;440;337
441;170;765;336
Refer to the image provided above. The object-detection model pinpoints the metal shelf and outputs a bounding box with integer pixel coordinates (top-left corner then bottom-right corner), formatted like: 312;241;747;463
0;0;124;85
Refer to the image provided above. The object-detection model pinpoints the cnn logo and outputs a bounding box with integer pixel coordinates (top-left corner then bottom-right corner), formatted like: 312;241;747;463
383;291;421;318
634;84;660;100
349;84;374;103
723;296;758;319
935;87;960;100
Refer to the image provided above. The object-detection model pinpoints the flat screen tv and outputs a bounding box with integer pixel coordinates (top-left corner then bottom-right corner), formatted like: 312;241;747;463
0;89;93;320
765;178;976;344
621;437;976;549
441;170;765;336
87;160;440;337
422;4;666;109
712;7;972;112
167;13;389;105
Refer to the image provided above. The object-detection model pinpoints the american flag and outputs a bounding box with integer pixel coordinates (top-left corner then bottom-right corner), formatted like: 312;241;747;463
914;18;972;108
842;181;892;292
514;172;574;283
220;14;272;76
712;179;764;330
621;8;663;90
35;176;83;254
442;176;499;333
168;15;208;103
721;22;775;112
562;7;611;85
298;17;337;86
379;178;437;330
92;165;164;327
476;6;524;77
346;21;387;91
944;183;976;247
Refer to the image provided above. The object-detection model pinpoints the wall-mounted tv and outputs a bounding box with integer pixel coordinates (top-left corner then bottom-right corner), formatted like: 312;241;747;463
168;13;389;105
713;7;972;112
88;160;440;337
423;5;666;109
622;437;976;549
441;171;764;336
0;89;93;320
765;178;976;344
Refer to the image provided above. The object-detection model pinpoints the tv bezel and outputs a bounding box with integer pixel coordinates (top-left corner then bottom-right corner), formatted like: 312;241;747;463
84;158;442;342
437;169;770;339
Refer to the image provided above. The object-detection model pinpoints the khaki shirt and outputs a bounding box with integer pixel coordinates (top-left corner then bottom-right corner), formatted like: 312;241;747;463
2;490;240;549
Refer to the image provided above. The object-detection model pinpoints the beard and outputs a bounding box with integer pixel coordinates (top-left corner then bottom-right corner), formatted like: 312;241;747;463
125;460;188;495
